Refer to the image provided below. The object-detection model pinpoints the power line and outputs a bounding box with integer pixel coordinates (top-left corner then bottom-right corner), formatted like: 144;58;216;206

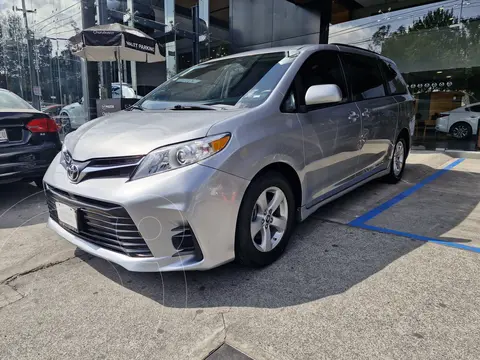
329;0;475;38
330;0;461;36
45;28;78;37
37;11;82;35
31;1;81;28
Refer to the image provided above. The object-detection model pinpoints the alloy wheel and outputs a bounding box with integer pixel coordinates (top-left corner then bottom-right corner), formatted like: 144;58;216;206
250;186;288;252
393;140;405;176
452;125;469;139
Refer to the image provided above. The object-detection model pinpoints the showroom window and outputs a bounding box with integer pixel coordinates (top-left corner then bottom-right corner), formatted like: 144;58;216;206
329;0;480;151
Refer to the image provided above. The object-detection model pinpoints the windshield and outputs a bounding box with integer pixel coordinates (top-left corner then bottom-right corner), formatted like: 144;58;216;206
138;52;296;110
0;90;34;110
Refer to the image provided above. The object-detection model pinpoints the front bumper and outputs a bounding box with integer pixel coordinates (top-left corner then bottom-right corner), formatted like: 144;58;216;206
43;154;250;271
0;142;59;184
436;117;449;133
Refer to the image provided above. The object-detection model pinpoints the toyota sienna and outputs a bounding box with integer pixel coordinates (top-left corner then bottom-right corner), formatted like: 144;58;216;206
43;44;415;271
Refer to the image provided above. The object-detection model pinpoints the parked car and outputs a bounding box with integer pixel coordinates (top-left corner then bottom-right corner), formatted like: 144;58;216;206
435;102;480;139
0;89;61;187
59;83;141;134
42;104;64;128
44;44;414;271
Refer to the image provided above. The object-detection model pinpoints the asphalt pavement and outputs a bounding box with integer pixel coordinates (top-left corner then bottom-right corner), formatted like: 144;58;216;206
1;151;480;360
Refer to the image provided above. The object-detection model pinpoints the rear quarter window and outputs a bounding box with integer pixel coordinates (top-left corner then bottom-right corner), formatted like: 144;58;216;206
340;53;386;101
380;59;408;95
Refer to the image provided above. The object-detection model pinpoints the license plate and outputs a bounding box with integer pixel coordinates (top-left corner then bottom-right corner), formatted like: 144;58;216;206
0;129;7;142
56;202;78;231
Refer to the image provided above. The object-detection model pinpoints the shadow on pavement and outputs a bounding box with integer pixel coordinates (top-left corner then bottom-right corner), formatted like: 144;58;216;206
362;162;480;245
0;182;47;229
82;159;480;308
83;218;423;309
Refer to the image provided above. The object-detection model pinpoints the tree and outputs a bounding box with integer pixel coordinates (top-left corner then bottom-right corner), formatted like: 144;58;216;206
370;9;480;100
370;9;480;73
0;12;29;98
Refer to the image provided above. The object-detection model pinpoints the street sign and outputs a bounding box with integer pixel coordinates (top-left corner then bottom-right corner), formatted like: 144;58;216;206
33;86;41;96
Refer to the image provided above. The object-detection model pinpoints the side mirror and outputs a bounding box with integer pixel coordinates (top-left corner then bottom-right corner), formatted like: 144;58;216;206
305;84;343;106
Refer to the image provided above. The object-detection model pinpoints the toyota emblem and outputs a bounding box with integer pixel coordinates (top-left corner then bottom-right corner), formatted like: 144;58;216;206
63;150;72;165
67;164;80;182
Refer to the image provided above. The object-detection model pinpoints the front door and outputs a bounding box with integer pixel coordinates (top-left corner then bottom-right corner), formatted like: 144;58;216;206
295;51;363;207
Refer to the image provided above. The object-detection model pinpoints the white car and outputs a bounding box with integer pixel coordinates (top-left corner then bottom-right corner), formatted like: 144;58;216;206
436;102;480;139
59;83;141;133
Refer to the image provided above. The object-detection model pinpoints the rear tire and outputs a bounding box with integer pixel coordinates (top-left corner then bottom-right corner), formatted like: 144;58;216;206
235;171;296;267
383;137;407;184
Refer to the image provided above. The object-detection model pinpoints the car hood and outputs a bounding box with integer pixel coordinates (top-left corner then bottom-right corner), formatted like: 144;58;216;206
64;109;247;161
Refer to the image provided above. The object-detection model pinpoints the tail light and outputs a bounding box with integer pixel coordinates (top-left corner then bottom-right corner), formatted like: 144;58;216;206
26;118;58;133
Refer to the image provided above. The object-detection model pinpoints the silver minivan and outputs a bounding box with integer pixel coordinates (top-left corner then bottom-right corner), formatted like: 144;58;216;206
44;44;415;272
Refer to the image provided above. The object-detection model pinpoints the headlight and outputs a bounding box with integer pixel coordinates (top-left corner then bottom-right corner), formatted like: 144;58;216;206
60;143;70;165
130;133;230;180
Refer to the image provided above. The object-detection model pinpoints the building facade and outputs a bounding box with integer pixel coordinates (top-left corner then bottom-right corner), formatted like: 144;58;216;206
0;0;478;150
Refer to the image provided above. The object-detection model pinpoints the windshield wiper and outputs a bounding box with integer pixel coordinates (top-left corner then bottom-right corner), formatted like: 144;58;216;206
169;104;219;111
126;104;144;111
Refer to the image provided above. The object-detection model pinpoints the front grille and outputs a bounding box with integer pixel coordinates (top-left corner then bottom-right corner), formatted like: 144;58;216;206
64;155;144;183
46;185;152;257
88;156;143;167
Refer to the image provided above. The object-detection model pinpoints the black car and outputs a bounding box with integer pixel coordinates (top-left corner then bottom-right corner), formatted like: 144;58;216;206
0;89;61;188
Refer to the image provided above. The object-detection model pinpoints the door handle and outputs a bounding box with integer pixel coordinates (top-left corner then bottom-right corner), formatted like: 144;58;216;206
362;109;371;118
348;111;359;122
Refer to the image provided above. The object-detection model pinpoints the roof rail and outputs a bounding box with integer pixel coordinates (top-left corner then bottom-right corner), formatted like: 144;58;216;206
330;43;379;55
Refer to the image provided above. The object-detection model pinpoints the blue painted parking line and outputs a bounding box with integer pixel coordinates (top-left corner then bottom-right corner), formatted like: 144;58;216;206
349;158;465;227
348;158;480;253
358;224;480;253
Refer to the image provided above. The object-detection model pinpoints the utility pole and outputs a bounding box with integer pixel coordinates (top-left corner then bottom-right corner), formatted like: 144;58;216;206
15;1;40;109
126;1;136;92
55;25;63;105
97;0;112;98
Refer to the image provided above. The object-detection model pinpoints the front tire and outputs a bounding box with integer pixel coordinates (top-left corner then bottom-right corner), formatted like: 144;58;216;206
235;171;296;267
384;137;407;184
450;122;472;140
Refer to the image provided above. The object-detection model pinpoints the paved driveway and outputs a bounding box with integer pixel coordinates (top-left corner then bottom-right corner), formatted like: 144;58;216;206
1;151;480;359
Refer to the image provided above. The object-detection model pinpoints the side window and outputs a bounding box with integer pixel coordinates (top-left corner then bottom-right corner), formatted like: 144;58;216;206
379;59;408;95
340;53;386;101
469;105;480;113
282;88;297;113
297;51;348;106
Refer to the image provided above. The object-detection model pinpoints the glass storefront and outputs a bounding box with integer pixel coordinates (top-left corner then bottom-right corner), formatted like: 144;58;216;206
0;1;85;140
330;0;480;151
0;0;232;141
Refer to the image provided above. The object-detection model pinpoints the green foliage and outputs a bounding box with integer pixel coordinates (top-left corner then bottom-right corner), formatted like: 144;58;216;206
371;9;480;73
